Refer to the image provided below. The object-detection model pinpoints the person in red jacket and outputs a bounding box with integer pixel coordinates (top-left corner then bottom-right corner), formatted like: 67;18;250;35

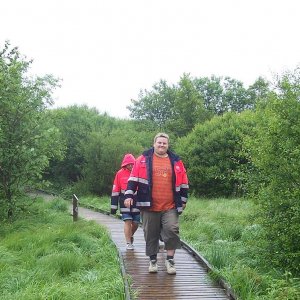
111;154;140;250
124;133;189;274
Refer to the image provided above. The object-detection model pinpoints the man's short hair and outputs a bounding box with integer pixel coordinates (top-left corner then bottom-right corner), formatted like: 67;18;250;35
154;132;169;143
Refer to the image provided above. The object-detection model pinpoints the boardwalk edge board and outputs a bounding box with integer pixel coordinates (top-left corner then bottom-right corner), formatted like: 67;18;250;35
117;248;132;300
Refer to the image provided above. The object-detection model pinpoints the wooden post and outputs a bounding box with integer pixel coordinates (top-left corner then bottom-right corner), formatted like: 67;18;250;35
72;194;79;221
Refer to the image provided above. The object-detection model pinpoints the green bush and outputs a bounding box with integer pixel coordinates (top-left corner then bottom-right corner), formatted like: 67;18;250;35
175;111;255;197
245;68;300;275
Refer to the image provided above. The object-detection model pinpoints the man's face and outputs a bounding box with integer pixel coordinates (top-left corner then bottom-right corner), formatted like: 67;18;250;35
153;137;169;156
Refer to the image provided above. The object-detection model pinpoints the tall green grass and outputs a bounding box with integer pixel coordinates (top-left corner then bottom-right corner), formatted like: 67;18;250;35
0;197;126;300
79;196;111;213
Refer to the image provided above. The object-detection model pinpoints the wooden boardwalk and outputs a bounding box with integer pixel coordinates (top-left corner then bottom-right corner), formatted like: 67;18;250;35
76;206;233;300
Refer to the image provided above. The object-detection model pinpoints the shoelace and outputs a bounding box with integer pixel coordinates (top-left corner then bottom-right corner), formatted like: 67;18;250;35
167;259;175;266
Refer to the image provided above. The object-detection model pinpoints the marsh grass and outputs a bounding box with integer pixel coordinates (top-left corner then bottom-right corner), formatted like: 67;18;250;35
79;196;110;212
180;197;300;299
0;197;126;300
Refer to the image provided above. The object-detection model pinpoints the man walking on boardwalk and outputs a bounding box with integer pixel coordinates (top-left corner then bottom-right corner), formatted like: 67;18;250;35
124;133;189;274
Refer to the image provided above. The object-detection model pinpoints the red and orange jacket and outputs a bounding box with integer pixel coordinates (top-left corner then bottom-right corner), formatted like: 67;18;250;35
125;148;189;214
111;154;140;215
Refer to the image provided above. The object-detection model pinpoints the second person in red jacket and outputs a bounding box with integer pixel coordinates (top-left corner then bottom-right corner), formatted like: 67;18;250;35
111;153;140;250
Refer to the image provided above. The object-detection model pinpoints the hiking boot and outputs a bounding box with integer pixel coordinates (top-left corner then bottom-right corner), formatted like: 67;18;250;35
148;260;158;273
165;259;176;274
126;243;134;250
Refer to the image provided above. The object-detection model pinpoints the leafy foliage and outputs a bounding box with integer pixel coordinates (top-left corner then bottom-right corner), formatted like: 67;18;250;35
193;75;254;114
78;129;145;196
127;79;176;129
45;105;114;186
175;111;255;197
0;41;64;219
128;74;211;137
46;107;155;196
128;73;270;138
245;67;300;275
165;73;210;136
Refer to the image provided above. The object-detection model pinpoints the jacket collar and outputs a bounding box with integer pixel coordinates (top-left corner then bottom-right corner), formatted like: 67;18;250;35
143;147;180;161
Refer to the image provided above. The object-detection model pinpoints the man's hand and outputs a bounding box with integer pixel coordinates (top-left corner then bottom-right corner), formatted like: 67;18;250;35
124;198;133;208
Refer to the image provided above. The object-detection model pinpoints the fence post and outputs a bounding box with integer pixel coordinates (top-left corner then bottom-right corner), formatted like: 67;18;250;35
72;194;79;221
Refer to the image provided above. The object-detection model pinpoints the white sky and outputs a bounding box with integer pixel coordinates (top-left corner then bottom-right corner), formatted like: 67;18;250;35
1;0;300;118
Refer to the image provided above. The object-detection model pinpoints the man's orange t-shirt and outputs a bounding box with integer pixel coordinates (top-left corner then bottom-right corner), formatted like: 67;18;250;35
150;154;175;211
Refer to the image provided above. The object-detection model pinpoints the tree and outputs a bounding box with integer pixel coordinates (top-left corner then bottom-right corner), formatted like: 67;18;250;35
128;74;211;137
166;73;210;136
78;129;144;196
246;76;270;108
193;75;250;114
46;105;112;187
175;111;254;197
0;41;64;219
128;74;259;138
245;67;300;274
127;79;176;129
193;75;224;114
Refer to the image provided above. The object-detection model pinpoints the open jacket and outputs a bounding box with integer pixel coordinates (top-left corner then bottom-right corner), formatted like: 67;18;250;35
125;148;189;214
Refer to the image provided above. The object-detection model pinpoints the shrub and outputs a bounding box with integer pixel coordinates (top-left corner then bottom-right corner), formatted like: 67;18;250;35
245;68;300;275
175;111;255;197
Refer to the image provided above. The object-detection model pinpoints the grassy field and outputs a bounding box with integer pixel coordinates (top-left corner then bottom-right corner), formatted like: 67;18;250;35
79;195;300;300
0;197;126;300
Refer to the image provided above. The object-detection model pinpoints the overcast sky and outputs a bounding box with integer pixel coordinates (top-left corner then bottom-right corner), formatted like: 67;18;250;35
1;0;300;118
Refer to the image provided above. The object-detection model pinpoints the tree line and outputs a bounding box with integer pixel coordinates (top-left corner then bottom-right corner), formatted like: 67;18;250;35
1;41;299;276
